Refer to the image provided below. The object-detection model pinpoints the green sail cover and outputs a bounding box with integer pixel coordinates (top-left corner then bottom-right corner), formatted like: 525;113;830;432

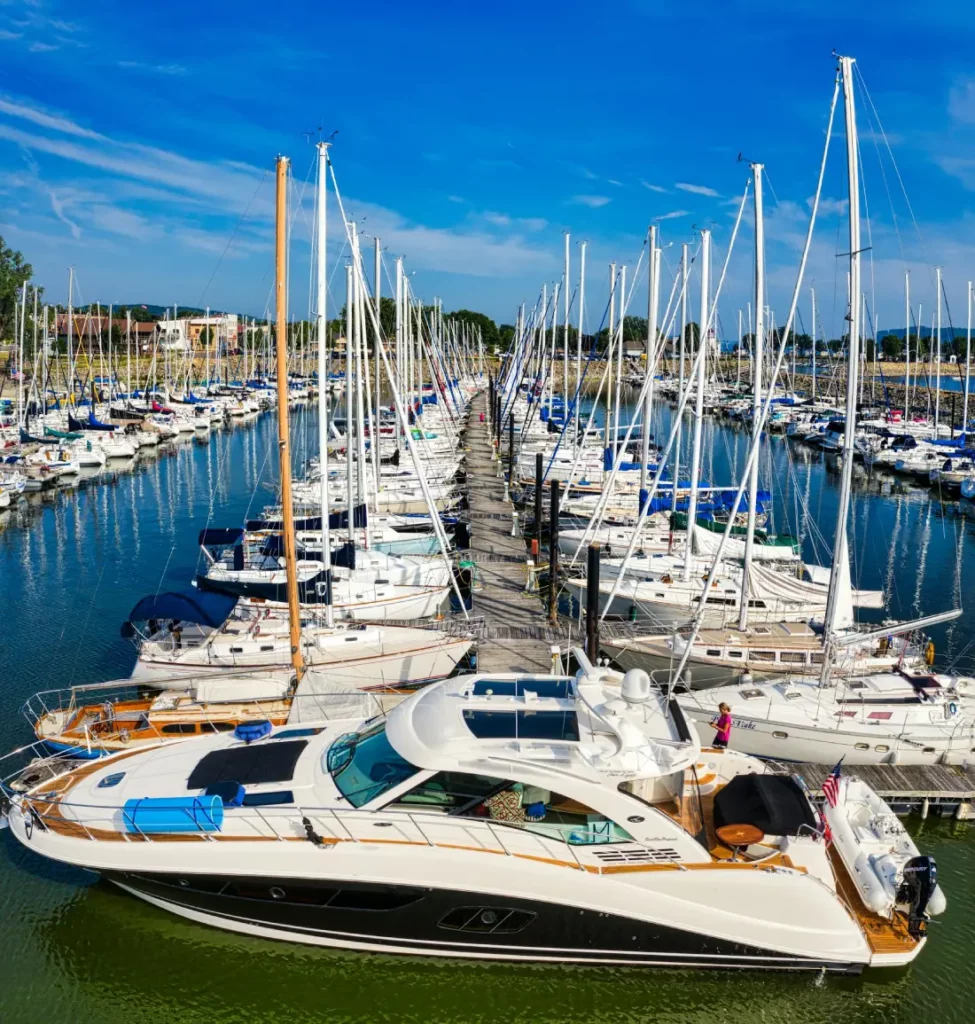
44;426;84;441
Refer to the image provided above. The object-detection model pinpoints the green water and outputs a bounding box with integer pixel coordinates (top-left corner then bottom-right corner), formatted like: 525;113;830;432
3;815;973;1023
2;411;975;1022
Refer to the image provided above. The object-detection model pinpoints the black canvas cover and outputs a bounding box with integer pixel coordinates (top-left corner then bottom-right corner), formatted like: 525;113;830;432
187;740;308;790
712;774;816;837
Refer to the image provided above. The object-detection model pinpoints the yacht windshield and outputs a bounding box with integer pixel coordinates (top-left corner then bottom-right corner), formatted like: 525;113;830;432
326;724;419;808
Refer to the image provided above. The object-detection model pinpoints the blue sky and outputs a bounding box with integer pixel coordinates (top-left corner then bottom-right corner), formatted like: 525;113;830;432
1;0;974;338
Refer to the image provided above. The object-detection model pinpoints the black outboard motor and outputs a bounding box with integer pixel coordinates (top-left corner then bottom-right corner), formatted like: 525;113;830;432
897;855;938;939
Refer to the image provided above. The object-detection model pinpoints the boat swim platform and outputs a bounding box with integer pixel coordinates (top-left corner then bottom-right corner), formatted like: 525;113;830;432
795;762;975;818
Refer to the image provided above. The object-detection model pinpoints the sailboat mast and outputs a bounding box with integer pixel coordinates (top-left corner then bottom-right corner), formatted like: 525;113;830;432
904;272;911;418
563;233;570;408
316;141;333;626
965;280;972;437
935;266;942;432
273;155;305;680
682;230;709;582
575;241;586;456
821;54;863;657
740;164;765;629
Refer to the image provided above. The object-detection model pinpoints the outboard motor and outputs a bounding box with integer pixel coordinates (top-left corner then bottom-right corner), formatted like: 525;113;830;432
897;855;938;939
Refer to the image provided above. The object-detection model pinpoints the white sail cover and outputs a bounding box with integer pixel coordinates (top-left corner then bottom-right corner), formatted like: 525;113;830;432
692;524;800;563
747;562;883;620
288;669;378;724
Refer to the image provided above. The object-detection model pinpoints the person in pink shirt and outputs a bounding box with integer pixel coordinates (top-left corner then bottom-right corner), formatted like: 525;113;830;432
712;703;732;749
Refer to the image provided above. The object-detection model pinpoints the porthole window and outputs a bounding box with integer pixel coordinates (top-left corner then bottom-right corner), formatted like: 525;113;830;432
854;743;869;750
875;745;890;753
270;887;286;900
97;772;126;789
772;731;788;739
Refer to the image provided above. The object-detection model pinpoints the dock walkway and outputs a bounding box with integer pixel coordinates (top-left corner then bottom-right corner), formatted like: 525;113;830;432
464;392;567;673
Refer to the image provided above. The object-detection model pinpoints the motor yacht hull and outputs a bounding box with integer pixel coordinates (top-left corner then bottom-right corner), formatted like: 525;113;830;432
103;871;865;972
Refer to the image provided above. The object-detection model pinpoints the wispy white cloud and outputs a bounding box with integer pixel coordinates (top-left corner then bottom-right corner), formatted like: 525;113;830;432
949;77;975;125
810;195;848;216
0;95;557;283
607;178;623;187
117;60;187;76
654;209;690;221
0;29;22;40
46;187;80;238
570;194;611;208
675;181;720;197
446;194;464;203
0;95;105;140
27;41;57;52
641;181;668;193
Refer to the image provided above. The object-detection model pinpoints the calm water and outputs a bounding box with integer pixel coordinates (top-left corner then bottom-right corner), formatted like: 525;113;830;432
1;403;975;1023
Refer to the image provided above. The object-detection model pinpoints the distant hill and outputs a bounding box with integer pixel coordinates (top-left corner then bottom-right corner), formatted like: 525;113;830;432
876;326;964;340
121;304;231;317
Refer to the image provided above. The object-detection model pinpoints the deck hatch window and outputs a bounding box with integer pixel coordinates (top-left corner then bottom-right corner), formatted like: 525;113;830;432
463;710;580;741
188;739;308;789
470;679;573;699
728;650;743;659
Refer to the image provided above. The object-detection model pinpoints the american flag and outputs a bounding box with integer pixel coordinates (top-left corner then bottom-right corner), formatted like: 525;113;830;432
822;758;844;808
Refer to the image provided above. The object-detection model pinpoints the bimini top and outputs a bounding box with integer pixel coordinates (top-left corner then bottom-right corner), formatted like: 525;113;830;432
385;665;699;786
125;589;238;630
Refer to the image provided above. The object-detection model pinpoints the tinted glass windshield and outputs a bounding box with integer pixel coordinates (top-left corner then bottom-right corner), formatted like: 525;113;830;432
326;724;419;808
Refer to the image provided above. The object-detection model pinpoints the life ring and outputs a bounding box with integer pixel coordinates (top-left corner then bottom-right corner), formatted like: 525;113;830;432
925;641;936;666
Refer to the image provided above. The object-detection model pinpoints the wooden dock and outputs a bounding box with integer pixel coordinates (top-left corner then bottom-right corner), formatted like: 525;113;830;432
795;761;975;817
464;392;570;673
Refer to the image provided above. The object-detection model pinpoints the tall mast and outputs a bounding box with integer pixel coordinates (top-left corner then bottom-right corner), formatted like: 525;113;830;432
904;272;911;418
740;164;764;629
670;243;689;549
575;241;586;455
345;264;355;541
682;230;709;582
821;54;862;662
273;155;305;680
934;266;942;432
966;280;972;439
373;235;382;514
640;226;658;507
316;141;333;626
563;233;570;407
605;263;616;451
66;267;74;406
811;287;817;403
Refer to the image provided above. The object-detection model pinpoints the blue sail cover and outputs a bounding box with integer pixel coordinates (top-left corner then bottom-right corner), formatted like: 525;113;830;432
245;505;368;532
198;527;245;547
87;411;117;430
126;589;238;628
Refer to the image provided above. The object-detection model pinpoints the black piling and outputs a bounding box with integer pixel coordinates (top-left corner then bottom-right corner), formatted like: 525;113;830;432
507;413;515;484
586;543;600;663
548;479;560;622
533;451;543;556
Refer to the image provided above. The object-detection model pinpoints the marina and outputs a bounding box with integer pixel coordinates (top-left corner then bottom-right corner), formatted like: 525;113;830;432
2;17;975;1024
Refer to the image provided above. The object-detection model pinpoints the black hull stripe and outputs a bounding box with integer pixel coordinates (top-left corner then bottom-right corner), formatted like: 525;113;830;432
110;875;862;974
